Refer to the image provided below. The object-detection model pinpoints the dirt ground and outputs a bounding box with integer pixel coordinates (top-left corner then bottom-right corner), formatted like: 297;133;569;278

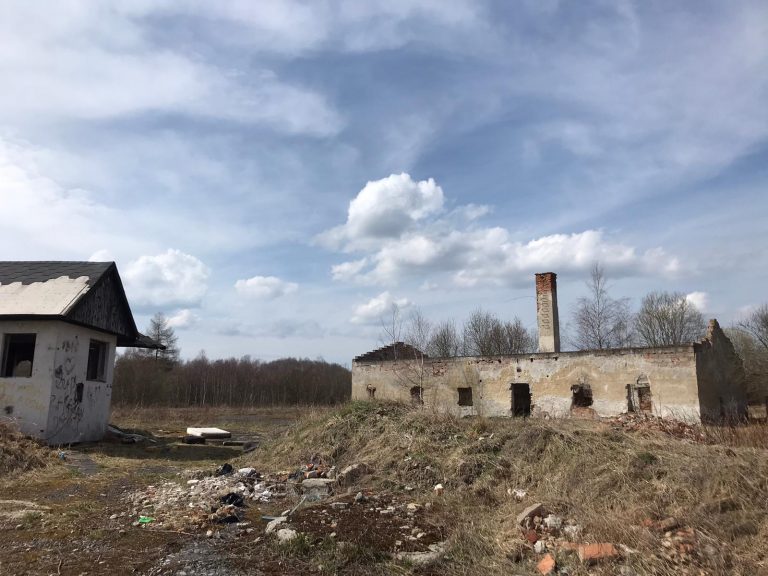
0;407;318;576
3;404;767;576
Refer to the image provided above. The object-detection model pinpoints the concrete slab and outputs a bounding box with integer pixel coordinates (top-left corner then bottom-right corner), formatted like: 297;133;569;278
186;427;231;439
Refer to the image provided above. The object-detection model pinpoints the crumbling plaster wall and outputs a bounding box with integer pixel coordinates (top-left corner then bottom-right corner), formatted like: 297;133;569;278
694;320;747;422
0;320;59;439
46;323;116;444
352;346;702;421
0;320;116;444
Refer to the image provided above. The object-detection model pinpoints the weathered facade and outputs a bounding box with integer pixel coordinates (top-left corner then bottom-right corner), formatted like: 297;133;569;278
352;273;747;423
0;262;160;444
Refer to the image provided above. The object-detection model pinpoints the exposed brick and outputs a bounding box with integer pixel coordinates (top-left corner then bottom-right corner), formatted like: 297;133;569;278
577;543;620;563
536;553;556;575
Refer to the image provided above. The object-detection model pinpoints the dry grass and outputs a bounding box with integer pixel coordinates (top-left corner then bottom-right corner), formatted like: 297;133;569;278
111;404;330;435
702;420;768;449
0;420;55;476
243;401;768;575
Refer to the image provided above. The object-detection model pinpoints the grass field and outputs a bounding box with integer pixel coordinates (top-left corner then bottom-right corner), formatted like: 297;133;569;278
1;403;767;575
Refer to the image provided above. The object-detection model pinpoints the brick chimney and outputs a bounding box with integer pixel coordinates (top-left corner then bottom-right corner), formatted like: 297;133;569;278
535;272;560;353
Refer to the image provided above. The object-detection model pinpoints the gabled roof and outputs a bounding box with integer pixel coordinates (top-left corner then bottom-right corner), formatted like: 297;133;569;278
0;261;162;349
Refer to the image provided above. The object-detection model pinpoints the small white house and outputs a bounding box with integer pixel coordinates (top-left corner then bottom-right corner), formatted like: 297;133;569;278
0;262;160;444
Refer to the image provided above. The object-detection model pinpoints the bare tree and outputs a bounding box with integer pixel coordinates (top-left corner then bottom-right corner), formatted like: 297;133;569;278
634;291;706;347
501;318;536;354
462;308;535;356
737;304;768;351
462;308;498;356
428;319;462;357
570;263;633;350
726;327;768;406
378;302;404;357
404;308;432;355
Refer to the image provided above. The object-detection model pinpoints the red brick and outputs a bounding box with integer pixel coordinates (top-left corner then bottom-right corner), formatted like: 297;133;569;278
536;553;556;575
577;543;620;563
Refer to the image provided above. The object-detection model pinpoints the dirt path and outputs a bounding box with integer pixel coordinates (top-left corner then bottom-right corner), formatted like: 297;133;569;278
0;408;306;576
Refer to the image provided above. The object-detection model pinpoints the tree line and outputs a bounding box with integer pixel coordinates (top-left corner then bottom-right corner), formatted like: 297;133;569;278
112;314;351;407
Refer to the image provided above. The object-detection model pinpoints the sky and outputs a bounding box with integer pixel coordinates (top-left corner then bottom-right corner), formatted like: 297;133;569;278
1;0;767;365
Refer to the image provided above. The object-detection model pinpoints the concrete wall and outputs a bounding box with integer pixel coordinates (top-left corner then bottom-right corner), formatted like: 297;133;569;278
0;320;60;438
46;324;116;444
0;320;116;444
352;346;702;421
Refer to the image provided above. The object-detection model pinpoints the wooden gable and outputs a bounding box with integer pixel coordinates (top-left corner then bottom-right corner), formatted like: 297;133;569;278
65;264;137;339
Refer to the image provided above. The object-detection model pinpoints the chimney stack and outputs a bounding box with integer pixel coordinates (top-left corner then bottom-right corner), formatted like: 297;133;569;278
535;272;560;353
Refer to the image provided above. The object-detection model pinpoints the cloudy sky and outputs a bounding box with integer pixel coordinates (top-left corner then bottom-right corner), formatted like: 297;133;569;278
1;1;766;364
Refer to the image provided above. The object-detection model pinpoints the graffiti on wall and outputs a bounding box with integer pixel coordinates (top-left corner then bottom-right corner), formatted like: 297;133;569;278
49;336;84;436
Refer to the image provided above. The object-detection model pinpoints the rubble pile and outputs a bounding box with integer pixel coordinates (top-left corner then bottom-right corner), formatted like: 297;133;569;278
121;465;288;531
271;491;446;558
607;413;706;442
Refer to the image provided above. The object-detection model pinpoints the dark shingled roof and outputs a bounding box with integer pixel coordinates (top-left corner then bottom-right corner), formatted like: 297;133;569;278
0;261;162;349
0;261;113;287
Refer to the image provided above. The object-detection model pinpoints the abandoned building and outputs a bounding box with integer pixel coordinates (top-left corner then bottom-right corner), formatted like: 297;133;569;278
352;273;747;422
0;262;161;444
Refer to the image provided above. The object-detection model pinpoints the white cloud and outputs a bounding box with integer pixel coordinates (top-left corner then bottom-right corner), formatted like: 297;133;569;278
685;291;709;311
124;249;210;308
316;173;444;250
234;275;298;299
351;291;411;324
0;4;342;136
321;175;681;287
167;309;199;330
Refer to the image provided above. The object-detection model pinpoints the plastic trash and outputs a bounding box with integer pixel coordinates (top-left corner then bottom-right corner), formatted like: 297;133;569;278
138;516;155;524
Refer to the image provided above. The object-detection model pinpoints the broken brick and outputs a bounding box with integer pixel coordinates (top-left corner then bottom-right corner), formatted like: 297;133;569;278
536;553;556;575
577;543;620;563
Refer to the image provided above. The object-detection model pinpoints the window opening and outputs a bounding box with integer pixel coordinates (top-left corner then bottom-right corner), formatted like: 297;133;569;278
571;384;593;408
366;386;376;399
457;387;473;407
511;383;531;416
1;334;36;378
75;382;84;403
87;340;108;382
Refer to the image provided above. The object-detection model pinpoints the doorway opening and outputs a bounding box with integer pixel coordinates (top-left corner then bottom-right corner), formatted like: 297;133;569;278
511;383;531;417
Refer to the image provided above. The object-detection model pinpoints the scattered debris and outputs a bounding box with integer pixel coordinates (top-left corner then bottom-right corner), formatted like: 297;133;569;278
606;413;705;443
186;427;232;439
106;424;154;444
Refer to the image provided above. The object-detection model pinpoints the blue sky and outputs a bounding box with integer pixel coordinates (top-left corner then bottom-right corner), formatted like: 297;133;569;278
1;0;766;364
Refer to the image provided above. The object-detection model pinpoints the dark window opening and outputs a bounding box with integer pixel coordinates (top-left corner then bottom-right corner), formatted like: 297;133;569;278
457;387;473;407
571;384;593;408
2;334;36;378
637;387;652;412
511;383;531;417
75;382;84;403
87;340;108;382
366;386;376;399
410;386;423;404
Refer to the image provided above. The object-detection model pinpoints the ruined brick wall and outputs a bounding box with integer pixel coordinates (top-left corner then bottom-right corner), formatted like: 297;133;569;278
535;272;560;353
694;320;748;422
352;345;703;421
